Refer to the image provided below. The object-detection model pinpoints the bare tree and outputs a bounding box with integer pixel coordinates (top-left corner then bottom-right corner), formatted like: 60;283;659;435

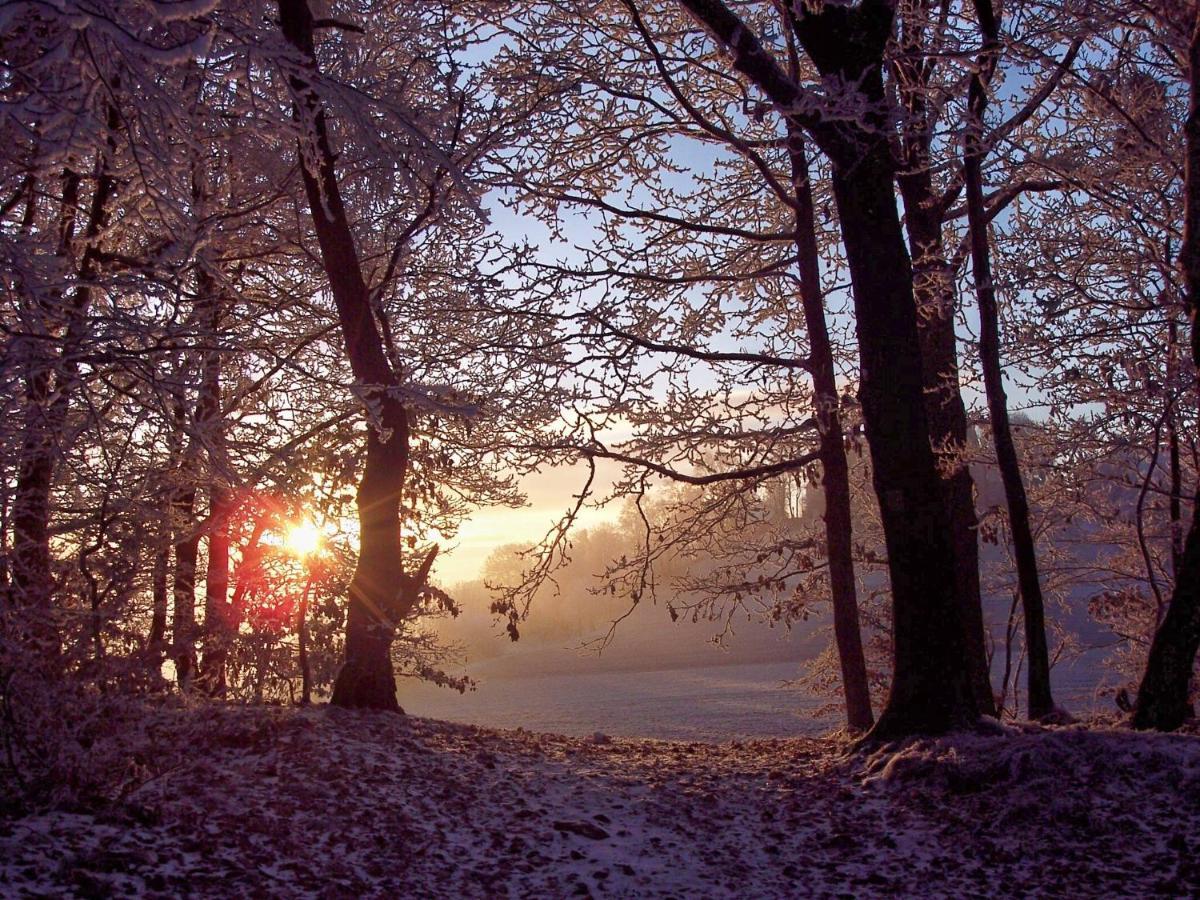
1136;2;1200;731
672;0;977;737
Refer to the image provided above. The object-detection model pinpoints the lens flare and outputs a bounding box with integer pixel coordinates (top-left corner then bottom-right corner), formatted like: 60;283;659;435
285;519;322;557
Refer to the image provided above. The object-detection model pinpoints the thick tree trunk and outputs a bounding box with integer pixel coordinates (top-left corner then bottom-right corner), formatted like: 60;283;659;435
167;321;202;693
1168;319;1184;576
892;1;995;716
11;432;55;644
899;176;996;717
1135;518;1200;730
1135;7;1200;731
786;126;873;732
829;143;977;739
679;0;978;740
11;363;54;618
966;0;1056;720
804;10;976;738
2;181;37;606
279;0;422;711
329;399;410;711
0;465;9;599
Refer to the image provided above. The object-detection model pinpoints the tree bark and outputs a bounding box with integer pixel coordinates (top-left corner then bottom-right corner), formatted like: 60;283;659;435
171;485;199;691
1168;318;1184;577
966;0;1056;720
966;199;1056;719
677;0;978;737
148;512;169;659
786;125;873;732
195;276;233;696
891;3;995;716
298;577;312;705
279;0;421;711
11;414;56;648
11;98;120;664
796;5;977;738
898;174;996;717
330;412;410;711
828;143;977;738
11;169;81;647
0;463;10;600
167;296;206;694
200;487;231;695
1135;7;1200;731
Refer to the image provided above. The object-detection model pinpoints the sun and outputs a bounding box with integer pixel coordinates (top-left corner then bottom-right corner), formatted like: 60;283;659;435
284;519;322;557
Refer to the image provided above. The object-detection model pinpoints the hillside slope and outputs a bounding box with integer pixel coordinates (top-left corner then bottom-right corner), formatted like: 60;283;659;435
2;704;1198;897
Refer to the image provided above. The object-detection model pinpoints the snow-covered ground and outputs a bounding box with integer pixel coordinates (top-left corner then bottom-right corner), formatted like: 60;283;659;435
2;704;1198;897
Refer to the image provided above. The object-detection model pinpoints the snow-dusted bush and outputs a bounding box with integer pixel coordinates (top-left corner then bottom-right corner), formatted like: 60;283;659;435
0;654;141;814
857;724;1200;807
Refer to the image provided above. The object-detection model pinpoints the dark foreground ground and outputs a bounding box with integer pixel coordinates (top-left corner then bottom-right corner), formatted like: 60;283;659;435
1;703;1198;897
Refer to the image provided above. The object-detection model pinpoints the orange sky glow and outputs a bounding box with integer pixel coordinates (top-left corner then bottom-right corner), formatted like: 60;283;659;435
435;462;621;586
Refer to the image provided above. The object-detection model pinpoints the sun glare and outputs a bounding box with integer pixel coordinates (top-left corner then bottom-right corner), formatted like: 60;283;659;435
285;519;322;557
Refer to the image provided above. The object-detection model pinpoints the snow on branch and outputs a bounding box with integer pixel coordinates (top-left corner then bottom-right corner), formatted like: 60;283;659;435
148;0;219;25
671;0;843;155
350;381;481;432
388;382;481;420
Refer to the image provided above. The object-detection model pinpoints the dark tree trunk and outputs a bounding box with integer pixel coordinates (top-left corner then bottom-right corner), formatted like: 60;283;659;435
891;4;994;715
1135;8;1200;732
79;501;109;685
10;169;80;644
899;174;996;717
11;361;54;618
200;488;231;696
195;278;233;696
1168;319;1184;576
148;517;169;657
11;110;118;657
279;0;424;711
11;426;55;644
1135;521;1200;730
298;578;312;705
786;125;873;732
798;8;976;739
966;0;1056;720
677;0;978;738
0;464;10;599
172;486;199;691
167;321;202;693
329;400;410;711
828;143;976;739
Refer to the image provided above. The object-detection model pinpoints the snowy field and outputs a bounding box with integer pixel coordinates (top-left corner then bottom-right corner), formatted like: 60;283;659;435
396;659;833;740
397;657;1114;741
2;703;1198;897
